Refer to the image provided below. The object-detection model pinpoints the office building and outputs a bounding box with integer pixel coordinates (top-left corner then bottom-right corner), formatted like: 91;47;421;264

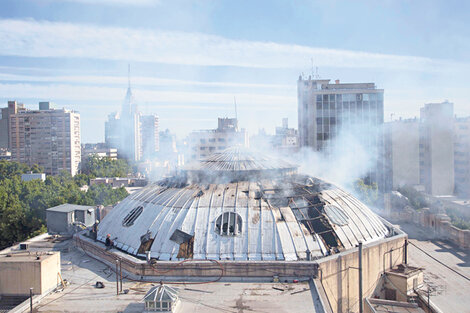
188;117;248;160
297;77;384;188
9;102;81;176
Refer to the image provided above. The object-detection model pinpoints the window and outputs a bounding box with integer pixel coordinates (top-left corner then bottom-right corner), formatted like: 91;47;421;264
122;206;144;227
215;212;242;236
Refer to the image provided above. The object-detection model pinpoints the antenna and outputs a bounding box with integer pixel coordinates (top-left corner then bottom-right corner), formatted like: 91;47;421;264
128;64;131;89
315;66;320;79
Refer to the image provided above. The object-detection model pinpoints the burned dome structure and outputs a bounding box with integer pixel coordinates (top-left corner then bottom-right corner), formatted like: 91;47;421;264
97;147;390;261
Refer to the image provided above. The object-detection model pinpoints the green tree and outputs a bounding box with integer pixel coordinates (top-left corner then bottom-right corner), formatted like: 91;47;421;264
354;179;378;207
0;160;129;249
81;155;130;178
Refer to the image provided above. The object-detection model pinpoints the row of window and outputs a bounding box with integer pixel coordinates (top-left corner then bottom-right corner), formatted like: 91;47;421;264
315;93;383;102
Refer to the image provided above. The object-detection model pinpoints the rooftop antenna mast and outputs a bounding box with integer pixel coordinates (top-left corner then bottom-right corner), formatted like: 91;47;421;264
128;63;131;89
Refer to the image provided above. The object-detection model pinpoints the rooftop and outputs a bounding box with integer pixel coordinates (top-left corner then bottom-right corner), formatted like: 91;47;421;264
46;203;95;213
8;235;322;313
0;251;59;263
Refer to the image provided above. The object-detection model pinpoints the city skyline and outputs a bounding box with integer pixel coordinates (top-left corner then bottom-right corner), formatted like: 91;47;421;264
0;0;469;142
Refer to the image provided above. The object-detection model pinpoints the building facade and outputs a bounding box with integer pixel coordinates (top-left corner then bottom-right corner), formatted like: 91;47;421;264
419;102;454;196
9;102;81;176
297;77;385;188
188;118;248;160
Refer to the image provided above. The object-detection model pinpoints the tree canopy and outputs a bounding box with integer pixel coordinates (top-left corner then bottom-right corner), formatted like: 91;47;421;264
0;160;129;249
81;155;130;178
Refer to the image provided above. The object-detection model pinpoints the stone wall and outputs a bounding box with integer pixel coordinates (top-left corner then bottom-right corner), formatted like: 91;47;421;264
384;194;470;249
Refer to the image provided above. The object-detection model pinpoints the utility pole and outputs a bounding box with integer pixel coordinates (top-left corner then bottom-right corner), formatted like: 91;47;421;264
30;288;33;313
119;257;123;292
358;242;363;313
116;259;119;295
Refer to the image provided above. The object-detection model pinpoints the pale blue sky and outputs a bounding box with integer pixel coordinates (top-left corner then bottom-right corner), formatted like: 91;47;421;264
0;0;469;142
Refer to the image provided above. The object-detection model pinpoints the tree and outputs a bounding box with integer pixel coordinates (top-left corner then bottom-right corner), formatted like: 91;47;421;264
354;179;378;207
0;160;129;249
81;155;131;178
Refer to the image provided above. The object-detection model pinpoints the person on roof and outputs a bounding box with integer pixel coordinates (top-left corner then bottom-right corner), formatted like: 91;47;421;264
105;234;114;249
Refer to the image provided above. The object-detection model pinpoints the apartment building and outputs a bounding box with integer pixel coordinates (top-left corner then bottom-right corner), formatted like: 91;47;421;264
297;76;385;189
188;118;248;160
9;102;81;176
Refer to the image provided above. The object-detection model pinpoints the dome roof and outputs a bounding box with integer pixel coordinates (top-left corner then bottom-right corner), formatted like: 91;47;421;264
184;146;297;183
97;148;389;261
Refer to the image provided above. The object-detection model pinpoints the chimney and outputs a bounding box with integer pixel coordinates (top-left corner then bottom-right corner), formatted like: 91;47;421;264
335;79;340;84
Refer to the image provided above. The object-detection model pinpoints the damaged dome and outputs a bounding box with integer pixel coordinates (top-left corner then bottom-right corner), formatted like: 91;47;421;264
97;147;389;261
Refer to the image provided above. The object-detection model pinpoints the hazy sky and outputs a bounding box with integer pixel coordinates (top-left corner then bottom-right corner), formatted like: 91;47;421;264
0;0;469;142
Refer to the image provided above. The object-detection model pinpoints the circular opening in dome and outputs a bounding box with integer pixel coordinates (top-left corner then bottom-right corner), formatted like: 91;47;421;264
215;212;242;236
324;205;349;226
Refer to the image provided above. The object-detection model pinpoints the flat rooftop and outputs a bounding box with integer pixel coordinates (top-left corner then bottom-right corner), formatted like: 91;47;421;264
46;203;94;213
0;251;58;263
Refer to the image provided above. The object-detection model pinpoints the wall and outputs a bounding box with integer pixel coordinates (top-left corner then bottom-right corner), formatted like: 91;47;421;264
0;252;60;296
76;229;406;313
46;211;72;234
384;201;470;249
40;252;61;294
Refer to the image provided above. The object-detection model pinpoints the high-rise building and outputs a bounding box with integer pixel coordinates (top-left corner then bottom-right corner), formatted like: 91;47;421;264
297;77;384;188
9;102;81;176
419;102;454;196
141;114;159;159
0;100;25;149
188;117;248;160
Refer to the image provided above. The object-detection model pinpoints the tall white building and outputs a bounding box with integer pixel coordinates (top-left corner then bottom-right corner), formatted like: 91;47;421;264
9;102;81;176
188;118;248;160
